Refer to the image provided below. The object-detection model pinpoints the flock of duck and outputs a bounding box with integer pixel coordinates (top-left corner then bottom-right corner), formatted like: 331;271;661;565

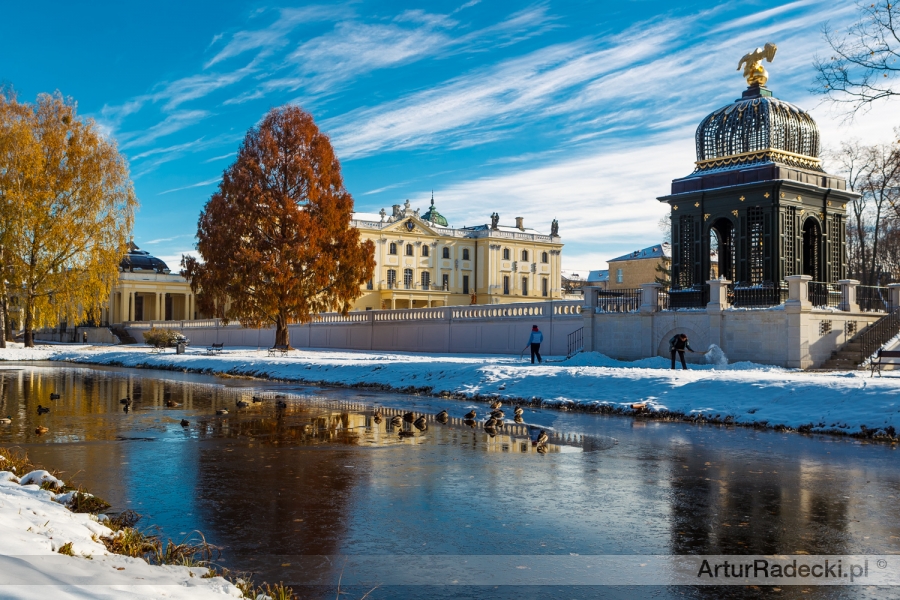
371;400;551;452
3;393;552;452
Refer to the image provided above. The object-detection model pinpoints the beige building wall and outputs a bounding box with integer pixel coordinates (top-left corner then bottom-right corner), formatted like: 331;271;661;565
608;257;670;290
351;202;563;310
106;272;197;325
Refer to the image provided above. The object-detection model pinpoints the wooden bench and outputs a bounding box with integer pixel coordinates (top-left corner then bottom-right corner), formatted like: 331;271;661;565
268;344;290;357
206;342;224;355
871;349;900;377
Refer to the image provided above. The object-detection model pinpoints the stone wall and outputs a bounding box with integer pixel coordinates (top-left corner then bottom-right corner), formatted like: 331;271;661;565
125;301;584;356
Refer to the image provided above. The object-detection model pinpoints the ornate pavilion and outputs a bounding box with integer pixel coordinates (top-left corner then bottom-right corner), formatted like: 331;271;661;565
658;44;857;306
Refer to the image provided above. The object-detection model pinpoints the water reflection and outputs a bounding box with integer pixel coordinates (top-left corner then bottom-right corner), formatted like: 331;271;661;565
2;365;899;599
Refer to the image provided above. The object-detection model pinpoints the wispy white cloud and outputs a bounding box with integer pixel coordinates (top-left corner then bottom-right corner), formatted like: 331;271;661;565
203;152;236;163
120;110;210;150
158;177;222;195
143;234;193;245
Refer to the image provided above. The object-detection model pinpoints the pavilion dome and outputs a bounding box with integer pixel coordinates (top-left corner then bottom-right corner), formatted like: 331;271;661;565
422;198;448;227
694;85;822;173
120;242;171;273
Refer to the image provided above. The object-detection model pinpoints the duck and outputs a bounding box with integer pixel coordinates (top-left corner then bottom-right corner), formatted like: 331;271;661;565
536;444;548;454
390;415;403;428
514;406;524;417
435;410;449;423
484;417;498;429
490;409;505;419
464;410;476;420
495;419;504;429
514;416;524;424
274;394;286;399
535;430;549;446
484;426;497;438
37;405;50;415
165;400;180;408
490;400;502;410
236;400;250;408
35;426;49;435
463;419;477;428
398;430;416;438
403;411;415;423
119;397;131;405
413;416;428;431
252;396;263;403
216;408;229;416
180;419;190;427
0;416;11;425
276;400;288;409
49;393;61;400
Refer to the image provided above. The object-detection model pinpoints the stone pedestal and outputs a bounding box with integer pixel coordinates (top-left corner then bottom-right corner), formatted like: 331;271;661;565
785;275;813;369
640;283;662;314
838;279;860;313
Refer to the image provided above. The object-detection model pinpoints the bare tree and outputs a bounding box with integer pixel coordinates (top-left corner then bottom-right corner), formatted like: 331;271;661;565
814;1;900;113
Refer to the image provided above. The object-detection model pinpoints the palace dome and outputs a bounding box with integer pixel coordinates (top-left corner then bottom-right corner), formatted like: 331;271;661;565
694;86;822;172
120;243;171;273
422;198;448;227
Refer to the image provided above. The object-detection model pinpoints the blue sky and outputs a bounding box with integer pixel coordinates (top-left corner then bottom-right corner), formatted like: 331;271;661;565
0;0;887;273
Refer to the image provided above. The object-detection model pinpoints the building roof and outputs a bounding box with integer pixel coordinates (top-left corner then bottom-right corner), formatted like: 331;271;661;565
120;243;171;273
608;242;671;263
421;198;448;227
586;269;608;283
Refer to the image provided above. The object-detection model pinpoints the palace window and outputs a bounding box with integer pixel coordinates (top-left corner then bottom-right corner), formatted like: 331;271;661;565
387;269;397;286
463;275;470;295
462;248;470;260
541;252;548;264
403;268;414;288
421;271;430;288
503;276;510;295
442;247;450;259
521;277;528;296
389;243;397;255
366;278;373;290
616;268;623;283
503;248;510;260
422;245;429;257
405;244;414;256
542;277;548;297
442;274;449;290
522;250;529;261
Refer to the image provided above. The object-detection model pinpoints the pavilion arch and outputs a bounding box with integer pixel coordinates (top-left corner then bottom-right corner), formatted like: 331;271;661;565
708;217;736;281
801;216;823;280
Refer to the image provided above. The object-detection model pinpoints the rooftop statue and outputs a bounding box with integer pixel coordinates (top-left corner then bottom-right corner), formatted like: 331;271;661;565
737;42;777;86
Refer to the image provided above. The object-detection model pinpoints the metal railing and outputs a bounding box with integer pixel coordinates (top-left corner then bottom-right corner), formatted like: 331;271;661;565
857;285;890;313
731;282;788;308
666;285;709;309
808;281;841;309
858;308;900;361
595;288;641;313
567;327;584;358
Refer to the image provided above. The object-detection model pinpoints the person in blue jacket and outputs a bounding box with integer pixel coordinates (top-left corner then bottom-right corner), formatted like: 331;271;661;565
528;325;544;364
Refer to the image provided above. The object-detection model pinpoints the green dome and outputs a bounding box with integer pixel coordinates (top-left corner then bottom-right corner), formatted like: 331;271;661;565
422;198;448;227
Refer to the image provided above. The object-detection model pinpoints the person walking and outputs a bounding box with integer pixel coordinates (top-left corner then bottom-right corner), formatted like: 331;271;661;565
669;333;696;370
528;325;543;364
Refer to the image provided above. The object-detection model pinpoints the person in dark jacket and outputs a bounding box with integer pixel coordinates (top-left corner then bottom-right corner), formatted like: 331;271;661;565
669;333;696;370
528;325;543;364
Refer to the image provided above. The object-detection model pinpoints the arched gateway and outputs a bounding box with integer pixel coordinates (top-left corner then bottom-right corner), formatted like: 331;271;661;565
658;45;857;306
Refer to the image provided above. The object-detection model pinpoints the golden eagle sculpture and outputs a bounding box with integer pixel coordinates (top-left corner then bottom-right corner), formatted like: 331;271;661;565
737;42;777;86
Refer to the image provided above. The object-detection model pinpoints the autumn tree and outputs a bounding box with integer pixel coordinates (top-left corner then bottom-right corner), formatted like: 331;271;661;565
182;105;375;347
0;91;137;347
814;1;900;113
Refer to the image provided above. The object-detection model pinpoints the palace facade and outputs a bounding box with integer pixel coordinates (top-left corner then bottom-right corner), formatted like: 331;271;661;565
350;199;563;310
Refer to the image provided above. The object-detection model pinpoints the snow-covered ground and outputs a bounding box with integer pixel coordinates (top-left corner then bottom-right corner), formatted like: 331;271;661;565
2;342;900;437
0;467;241;599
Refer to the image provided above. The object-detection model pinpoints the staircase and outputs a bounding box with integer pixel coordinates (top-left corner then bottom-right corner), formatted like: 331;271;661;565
819;308;900;370
109;326;137;345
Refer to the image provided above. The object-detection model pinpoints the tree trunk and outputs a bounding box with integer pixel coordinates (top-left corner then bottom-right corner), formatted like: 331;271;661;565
24;302;34;348
0;296;5;348
275;314;290;348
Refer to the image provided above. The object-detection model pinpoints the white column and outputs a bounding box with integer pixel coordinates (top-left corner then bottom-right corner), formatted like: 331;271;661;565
838;279;860;312
706;278;731;312
640;283;662;314
785;275;813;369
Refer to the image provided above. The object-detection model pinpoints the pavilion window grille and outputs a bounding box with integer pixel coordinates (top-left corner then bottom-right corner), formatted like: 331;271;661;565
748;207;765;284
803;219;821;280
695;98;821;168
830;215;843;282
783;207;796;278
678;215;695;288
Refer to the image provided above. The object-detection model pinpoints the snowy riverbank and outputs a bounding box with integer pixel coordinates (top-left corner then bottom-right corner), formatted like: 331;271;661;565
0;465;241;599
2;342;900;438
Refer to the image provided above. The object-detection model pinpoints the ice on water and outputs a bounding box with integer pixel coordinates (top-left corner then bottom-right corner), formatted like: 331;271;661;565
705;344;728;367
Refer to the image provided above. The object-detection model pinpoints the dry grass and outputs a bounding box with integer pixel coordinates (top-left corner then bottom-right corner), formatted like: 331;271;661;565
0;446;38;475
68;490;112;514
58;542;74;556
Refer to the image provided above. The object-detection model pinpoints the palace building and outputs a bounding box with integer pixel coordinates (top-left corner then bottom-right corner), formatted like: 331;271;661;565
350;198;563;310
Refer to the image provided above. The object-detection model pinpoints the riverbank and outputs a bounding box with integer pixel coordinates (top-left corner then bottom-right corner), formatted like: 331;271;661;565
2;342;899;440
0;449;243;599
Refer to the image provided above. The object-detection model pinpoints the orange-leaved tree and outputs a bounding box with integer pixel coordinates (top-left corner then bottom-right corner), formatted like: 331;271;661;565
182;105;375;347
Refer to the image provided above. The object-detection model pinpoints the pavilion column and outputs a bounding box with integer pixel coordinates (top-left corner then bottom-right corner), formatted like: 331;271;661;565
119;290;127;324
156;293;161;322
184;294;189;322
128;292;133;322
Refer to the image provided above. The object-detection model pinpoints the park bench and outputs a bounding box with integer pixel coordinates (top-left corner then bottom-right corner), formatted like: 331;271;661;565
150;343;167;354
206;342;224;355
871;349;900;377
268;344;290;357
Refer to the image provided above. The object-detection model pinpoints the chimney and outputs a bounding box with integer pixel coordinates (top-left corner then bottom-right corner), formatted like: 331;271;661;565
515;217;524;231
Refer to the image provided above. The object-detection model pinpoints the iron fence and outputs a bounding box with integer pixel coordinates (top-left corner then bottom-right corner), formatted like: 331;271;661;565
731;283;788;308
567;327;584;358
658;291;670;311
859;308;900;361
808;281;841;309
857;285;890;313
666;285;709;309
595;288;641;313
